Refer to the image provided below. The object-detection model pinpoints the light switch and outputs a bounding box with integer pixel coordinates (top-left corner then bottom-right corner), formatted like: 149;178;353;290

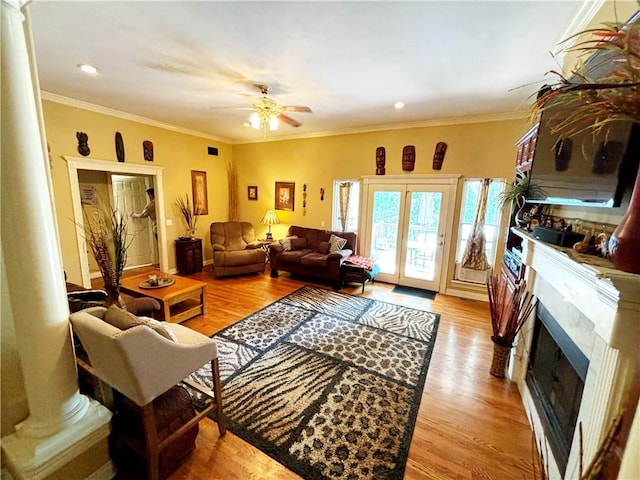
166;219;173;226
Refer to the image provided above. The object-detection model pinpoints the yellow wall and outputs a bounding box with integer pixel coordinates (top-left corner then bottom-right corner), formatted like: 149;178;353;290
44;100;232;285
233;118;530;292
45;97;530;291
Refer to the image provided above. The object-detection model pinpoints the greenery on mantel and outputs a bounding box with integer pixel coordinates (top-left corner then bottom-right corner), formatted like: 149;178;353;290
531;20;640;139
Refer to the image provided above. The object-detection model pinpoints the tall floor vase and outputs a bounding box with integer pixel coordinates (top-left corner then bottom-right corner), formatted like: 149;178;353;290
609;166;640;274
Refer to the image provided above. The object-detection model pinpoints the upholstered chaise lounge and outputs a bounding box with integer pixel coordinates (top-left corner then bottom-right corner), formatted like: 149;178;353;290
210;221;267;278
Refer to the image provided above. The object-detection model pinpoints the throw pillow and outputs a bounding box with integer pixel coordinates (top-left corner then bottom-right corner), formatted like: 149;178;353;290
290;238;308;250
103;305;177;342
329;234;348;253
279;235;299;251
317;241;330;254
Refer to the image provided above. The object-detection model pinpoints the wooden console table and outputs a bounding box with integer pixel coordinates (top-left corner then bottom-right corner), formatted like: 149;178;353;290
119;270;206;323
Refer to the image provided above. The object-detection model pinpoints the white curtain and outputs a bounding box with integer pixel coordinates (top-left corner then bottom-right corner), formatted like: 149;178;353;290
461;178;490;270
339;182;352;232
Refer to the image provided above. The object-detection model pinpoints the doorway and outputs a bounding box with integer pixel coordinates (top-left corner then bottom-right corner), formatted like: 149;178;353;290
111;174;156;268
360;175;460;292
65;156;167;288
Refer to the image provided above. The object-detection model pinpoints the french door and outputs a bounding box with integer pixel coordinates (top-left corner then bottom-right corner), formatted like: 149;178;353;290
360;175;459;292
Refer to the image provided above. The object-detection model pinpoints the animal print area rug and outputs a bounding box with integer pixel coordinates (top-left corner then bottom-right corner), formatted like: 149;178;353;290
190;285;440;480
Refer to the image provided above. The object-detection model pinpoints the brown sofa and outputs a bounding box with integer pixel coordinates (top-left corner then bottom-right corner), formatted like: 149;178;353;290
210;222;267;278
268;225;355;288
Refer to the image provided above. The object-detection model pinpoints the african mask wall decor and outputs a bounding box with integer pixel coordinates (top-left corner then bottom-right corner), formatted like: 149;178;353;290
375;146;386;175
402;145;415;172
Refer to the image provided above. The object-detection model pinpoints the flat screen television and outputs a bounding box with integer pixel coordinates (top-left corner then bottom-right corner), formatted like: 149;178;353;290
526;116;639;208
526;11;640;208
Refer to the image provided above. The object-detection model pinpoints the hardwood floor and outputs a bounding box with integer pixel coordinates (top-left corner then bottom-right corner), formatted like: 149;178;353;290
125;267;536;479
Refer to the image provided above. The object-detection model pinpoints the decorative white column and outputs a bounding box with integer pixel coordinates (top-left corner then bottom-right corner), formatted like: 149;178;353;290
1;1;111;478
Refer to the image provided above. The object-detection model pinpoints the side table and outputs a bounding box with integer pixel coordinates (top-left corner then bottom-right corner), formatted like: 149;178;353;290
176;238;203;274
341;263;379;293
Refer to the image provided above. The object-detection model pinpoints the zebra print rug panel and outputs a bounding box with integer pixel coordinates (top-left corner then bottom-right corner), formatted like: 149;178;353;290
190;285;440;480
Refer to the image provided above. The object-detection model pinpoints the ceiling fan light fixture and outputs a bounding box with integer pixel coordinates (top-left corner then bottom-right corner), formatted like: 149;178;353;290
269;115;279;131
249;112;261;130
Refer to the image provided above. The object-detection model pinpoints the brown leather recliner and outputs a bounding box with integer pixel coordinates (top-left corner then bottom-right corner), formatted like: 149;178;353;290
210;221;267;278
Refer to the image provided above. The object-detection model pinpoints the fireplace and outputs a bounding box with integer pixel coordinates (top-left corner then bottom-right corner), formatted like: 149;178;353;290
526;303;588;476
508;228;640;479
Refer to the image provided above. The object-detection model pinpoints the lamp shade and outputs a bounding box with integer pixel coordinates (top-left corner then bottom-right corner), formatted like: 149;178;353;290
261;210;280;226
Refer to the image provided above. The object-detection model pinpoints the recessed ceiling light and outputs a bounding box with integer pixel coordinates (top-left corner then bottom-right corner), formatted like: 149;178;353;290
77;63;99;75
242;121;251;128
394;101;405;109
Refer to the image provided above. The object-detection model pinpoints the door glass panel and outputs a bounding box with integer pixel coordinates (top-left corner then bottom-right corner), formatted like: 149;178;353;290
404;191;442;281
370;191;401;275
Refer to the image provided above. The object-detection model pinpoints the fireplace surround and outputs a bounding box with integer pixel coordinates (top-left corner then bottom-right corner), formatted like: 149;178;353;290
509;228;640;479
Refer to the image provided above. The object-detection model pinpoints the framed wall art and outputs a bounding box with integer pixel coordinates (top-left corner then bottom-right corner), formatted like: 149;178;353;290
275;181;295;211
248;185;258;200
191;170;209;215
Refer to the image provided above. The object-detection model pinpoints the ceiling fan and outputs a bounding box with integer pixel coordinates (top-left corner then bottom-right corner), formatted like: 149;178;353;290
247;84;312;133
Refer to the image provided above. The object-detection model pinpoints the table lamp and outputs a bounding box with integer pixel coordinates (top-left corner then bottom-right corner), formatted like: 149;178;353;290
261;210;280;241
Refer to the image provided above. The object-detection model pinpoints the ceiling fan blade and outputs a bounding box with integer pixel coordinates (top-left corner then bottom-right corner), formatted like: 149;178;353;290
278;113;302;128
281;105;312;113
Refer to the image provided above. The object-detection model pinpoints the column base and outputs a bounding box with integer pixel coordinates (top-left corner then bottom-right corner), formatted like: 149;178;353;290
1;398;112;480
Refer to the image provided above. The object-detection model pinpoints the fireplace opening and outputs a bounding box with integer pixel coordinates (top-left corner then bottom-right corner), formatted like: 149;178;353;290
526;303;589;477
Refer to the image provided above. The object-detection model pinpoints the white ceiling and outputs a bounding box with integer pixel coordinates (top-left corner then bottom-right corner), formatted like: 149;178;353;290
29;1;598;144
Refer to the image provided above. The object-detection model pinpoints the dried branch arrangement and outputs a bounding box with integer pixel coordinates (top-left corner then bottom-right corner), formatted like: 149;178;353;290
175;194;201;231
82;202;132;297
486;271;538;347
532;21;640;141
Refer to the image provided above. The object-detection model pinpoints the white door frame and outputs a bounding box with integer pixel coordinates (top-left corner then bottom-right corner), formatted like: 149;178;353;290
359;174;460;292
64;156;167;288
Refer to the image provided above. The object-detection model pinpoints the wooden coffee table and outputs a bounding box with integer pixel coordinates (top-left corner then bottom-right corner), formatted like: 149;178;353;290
119;270;206;323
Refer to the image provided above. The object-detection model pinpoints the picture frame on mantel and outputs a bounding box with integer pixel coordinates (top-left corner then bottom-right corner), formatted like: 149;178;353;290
275;181;295;211
191;170;208;215
248;185;258;201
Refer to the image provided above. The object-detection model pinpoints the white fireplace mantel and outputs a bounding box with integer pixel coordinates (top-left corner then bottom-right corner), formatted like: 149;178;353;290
509;228;640;479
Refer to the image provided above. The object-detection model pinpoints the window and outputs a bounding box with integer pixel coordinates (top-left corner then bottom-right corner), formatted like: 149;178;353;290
331;180;360;234
454;178;505;278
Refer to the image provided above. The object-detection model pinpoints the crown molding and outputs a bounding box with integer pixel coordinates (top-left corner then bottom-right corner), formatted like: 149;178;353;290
41;91;233;144
551;0;606;57
42;91;528;147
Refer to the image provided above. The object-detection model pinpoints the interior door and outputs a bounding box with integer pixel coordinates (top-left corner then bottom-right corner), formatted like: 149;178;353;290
112;174;155;268
364;182;451;291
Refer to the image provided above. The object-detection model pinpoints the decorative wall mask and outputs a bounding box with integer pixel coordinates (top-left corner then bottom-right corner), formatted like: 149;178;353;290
432;142;447;170
375;146;386;175
402;145;415;172
76;131;90;156
303;183;307;216
115;132;125;162
143;140;154;162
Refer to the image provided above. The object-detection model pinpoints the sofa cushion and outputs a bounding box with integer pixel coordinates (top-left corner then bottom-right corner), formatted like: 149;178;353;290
290;238;308;250
279;249;312;264
317;241;330;254
215;249;265;266
300;252;330;267
280;235;299;251
103;305;177;342
329;234;348;253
